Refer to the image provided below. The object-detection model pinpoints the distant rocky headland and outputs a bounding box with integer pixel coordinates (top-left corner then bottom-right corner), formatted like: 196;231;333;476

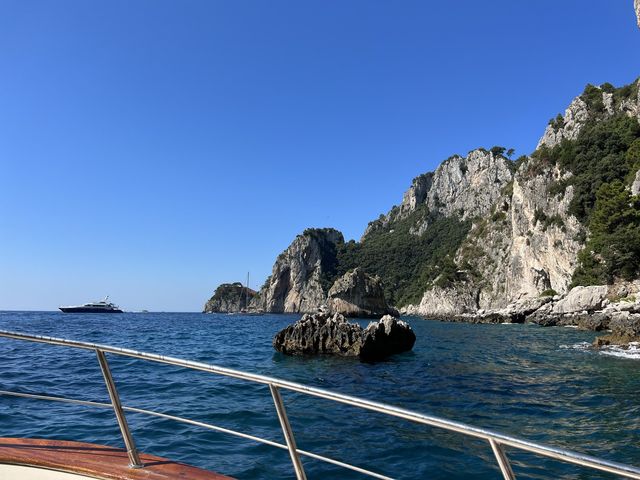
203;282;257;313
205;9;640;350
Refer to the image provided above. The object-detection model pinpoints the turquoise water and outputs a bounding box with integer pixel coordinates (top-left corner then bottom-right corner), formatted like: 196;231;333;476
0;311;639;479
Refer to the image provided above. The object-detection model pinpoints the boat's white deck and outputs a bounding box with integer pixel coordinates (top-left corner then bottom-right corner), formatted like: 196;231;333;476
0;464;93;479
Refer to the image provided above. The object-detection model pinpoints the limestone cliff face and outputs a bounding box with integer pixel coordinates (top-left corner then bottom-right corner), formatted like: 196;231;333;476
503;166;582;302
327;268;394;317
425;151;513;220
408;80;639;317
402;283;479;317
362;149;513;239
254;228;343;313
537;97;590;150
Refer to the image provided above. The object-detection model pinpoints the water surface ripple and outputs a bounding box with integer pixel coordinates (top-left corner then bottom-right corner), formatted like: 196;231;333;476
0;312;638;479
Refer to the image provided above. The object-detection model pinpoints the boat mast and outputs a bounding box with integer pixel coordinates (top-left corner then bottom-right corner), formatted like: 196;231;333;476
245;272;249;310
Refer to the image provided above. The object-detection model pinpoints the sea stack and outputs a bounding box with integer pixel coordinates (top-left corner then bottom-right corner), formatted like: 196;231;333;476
272;312;416;361
203;282;256;313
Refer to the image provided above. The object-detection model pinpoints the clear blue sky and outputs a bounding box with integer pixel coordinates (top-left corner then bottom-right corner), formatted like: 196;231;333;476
1;0;638;311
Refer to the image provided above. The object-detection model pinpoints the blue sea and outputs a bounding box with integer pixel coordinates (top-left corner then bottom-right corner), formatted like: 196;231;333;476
0;311;639;479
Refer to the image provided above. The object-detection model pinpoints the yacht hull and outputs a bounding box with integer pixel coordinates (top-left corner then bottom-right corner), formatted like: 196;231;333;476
59;307;123;313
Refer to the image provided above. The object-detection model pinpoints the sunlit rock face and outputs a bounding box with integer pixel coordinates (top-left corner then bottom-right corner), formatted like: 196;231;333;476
327;268;396;318
362;149;513;240
405;81;640;318
254;228;344;313
272;312;415;361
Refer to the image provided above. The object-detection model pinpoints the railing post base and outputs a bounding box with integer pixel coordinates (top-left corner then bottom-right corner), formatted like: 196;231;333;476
269;384;307;480
96;349;144;469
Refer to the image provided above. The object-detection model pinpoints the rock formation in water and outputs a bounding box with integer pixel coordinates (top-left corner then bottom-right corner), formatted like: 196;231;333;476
272;312;415;361
203;282;256;313
272;312;363;356
251;230;395;316
252;228;343;313
359;315;417;361
327;268;397;317
429;282;640;350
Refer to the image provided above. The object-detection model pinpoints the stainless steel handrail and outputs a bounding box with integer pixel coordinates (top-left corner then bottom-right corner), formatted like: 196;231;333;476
0;329;639;480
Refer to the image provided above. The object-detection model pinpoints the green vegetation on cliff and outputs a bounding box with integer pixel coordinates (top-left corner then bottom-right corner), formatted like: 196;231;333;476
203;282;257;313
572;181;640;285
317;207;471;306
531;80;640;286
537;112;640;222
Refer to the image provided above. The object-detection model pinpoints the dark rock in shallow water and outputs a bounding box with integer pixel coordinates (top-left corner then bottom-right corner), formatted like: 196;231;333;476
360;315;416;361
574;312;610;331
272;313;363;356
272;312;415;361
593;313;640;348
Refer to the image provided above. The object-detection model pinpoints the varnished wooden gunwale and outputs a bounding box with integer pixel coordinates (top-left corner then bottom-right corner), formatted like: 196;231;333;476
0;438;234;480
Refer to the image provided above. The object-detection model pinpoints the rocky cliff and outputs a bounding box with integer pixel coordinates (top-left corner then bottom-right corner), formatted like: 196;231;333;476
636;0;640;28
327;268;397;317
203;282;257;313
252;228;343;313
362;149;513;239
253;228;397;315
404;78;640;317
210;77;640;321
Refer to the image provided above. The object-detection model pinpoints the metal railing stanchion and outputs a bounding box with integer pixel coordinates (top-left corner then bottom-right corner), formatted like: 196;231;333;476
490;439;516;480
95;349;143;468
269;384;307;480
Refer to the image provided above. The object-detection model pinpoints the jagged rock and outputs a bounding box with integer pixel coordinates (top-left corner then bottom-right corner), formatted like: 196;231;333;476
594;313;640;347
537;97;590;150
552;286;608;314
440;296;554;324
363;150;513;240
254;228;344;313
360;315;416;361
272;313;363;356
609;313;640;337
272;313;415;361
636;0;640;29
203;283;256;313
574;312;610;331
403;284;479;318
423;151;513;221
327;268;396;318
494;296;553;323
